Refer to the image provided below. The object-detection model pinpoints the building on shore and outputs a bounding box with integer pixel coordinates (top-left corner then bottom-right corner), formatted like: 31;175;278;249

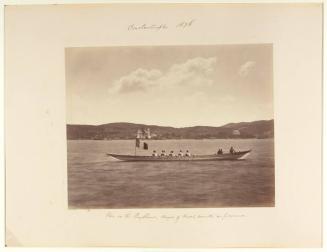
137;128;152;139
232;129;241;136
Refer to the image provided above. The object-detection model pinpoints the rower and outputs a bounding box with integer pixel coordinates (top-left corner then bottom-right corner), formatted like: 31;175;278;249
185;150;191;157
152;150;158;157
161;150;166;156
178;150;184;157
230;146;235;154
169;150;175;157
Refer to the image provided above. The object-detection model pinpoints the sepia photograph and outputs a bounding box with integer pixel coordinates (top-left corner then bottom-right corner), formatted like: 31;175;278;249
5;2;323;247
66;44;274;209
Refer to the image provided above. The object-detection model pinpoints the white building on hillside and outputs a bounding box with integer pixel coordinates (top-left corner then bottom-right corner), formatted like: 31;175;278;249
233;129;241;136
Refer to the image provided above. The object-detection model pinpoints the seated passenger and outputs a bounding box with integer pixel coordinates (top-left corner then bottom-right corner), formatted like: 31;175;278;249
152;150;158;157
185;150;191;157
169;151;175;157
178;150;184;157
161;150;166;156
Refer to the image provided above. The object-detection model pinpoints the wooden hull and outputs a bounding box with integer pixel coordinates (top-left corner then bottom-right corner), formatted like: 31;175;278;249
107;150;251;162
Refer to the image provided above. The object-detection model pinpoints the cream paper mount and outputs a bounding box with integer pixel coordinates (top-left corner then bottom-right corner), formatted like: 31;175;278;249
5;3;322;247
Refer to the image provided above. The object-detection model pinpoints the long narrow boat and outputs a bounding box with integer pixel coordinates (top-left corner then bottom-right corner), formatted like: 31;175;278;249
107;150;251;162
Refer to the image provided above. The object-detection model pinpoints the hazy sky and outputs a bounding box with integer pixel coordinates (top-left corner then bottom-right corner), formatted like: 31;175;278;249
66;44;273;127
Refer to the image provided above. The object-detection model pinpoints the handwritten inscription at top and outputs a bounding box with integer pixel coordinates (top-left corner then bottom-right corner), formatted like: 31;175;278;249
127;19;195;31
176;19;195;28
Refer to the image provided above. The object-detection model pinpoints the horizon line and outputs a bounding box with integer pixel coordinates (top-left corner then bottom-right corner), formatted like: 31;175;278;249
66;118;274;128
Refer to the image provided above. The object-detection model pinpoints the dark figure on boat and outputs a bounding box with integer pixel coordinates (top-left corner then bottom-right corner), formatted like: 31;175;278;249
230;146;235;154
152;150;158;157
217;149;223;155
161;150;166;156
185;150;191;157
169;151;175;157
178;150;184;157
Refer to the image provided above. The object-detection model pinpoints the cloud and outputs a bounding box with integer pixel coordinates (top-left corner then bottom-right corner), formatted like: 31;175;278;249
163;57;217;88
238;61;256;77
110;68;162;94
109;57;217;94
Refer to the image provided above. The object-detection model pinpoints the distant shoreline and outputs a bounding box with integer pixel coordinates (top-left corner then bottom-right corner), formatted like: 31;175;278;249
66;119;274;141
67;137;274;141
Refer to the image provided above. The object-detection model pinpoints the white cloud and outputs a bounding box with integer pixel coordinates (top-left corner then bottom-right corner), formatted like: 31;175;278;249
238;61;256;77
110;68;162;94
109;57;217;94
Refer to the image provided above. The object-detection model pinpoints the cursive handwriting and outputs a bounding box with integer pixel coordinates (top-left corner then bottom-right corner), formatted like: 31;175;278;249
128;19;195;31
128;24;168;31
176;19;195;29
105;212;245;223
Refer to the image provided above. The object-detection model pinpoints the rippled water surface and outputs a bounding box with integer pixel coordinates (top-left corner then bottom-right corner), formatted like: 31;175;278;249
68;139;274;208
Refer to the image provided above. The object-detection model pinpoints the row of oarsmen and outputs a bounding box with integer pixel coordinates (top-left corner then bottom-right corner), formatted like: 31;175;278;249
152;150;191;157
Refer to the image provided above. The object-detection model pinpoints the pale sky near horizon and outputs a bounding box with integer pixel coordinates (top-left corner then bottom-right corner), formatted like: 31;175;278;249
66;44;273;127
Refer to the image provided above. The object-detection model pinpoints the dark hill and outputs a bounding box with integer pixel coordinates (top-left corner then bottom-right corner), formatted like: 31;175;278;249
67;119;274;140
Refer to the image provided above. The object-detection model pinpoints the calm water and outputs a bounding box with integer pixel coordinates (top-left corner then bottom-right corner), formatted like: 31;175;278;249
67;139;274;208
